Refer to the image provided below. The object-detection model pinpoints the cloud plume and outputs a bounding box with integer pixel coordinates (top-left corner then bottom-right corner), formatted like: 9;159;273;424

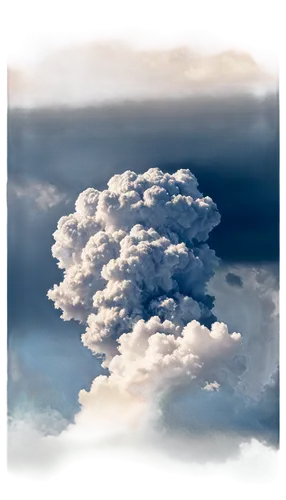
48;168;280;458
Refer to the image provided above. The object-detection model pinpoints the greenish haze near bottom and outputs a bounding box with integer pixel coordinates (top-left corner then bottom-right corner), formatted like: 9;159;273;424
7;434;278;483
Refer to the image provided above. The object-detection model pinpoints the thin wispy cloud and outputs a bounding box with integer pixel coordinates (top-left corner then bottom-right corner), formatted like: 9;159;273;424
10;181;68;211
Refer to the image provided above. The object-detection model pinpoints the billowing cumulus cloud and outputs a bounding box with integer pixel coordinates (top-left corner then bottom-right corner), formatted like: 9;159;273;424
48;168;276;458
8;43;276;108
48;168;221;359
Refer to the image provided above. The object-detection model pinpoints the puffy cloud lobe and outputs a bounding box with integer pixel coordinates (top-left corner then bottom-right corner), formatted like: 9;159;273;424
78;318;241;427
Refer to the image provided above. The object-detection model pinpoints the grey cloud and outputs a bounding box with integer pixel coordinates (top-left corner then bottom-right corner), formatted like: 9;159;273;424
10;180;68;211
225;272;243;288
209;264;279;398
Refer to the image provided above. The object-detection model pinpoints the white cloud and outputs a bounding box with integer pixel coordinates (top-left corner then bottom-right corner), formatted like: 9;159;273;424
7;27;280;107
10;181;68;210
203;381;220;392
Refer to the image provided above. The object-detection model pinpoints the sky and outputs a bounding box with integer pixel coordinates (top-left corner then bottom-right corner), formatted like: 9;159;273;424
7;28;284;480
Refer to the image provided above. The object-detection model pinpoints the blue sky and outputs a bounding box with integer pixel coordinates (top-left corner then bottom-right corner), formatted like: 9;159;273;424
7;30;280;474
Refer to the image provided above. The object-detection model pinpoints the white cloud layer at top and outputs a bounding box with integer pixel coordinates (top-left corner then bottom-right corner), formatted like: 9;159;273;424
7;27;280;107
